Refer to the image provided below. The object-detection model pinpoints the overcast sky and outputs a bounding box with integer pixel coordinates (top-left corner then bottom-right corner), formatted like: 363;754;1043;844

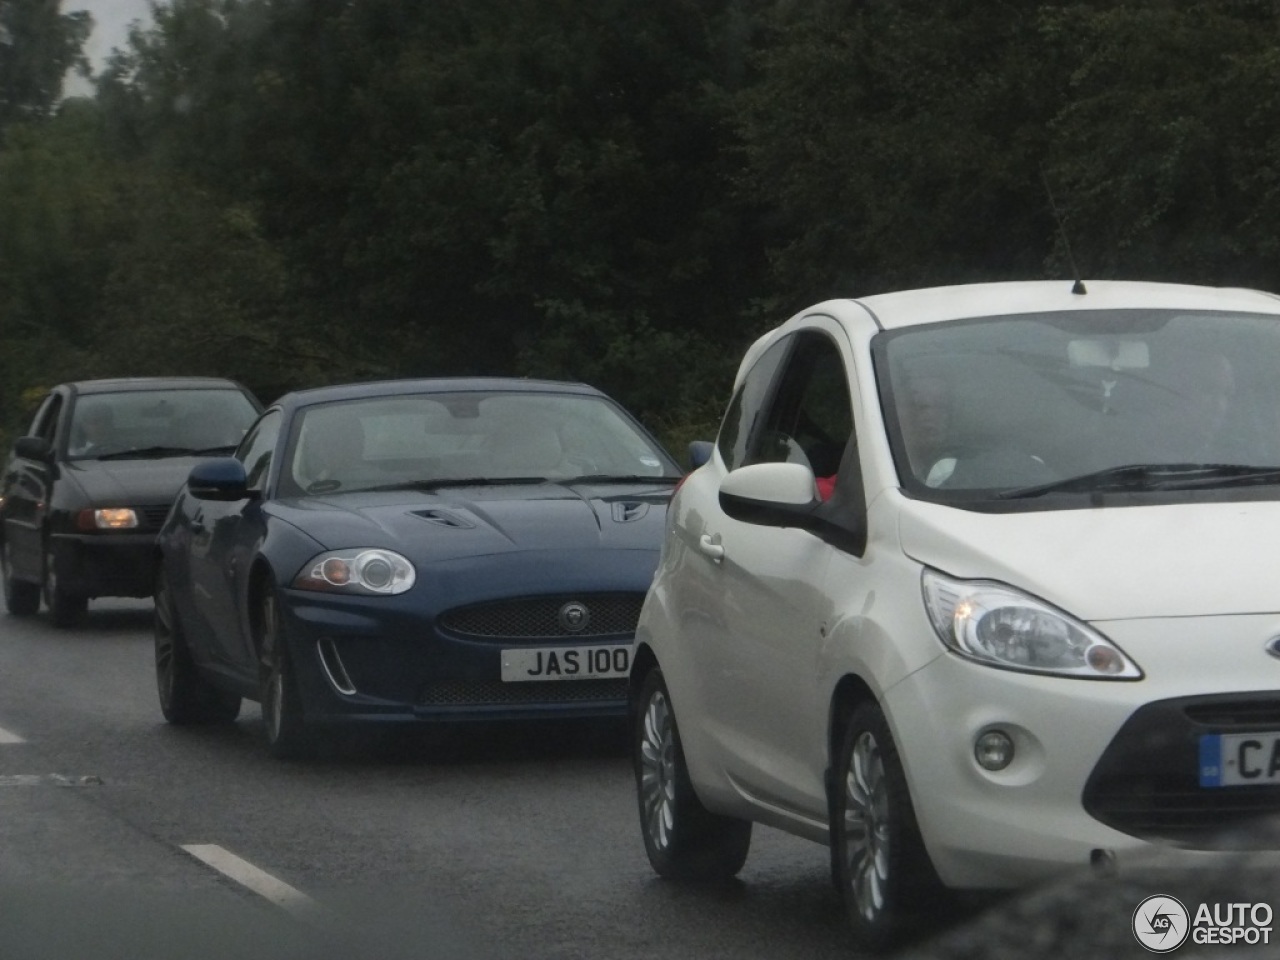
63;0;158;70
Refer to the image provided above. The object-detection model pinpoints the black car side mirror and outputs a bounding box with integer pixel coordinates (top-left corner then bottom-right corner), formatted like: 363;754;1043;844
13;436;53;462
188;457;255;501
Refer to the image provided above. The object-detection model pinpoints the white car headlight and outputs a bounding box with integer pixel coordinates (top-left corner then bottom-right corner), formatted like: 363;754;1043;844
921;569;1142;679
294;548;416;595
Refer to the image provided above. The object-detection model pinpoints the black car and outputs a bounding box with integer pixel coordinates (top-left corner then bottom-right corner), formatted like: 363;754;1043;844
1;377;262;626
154;377;679;757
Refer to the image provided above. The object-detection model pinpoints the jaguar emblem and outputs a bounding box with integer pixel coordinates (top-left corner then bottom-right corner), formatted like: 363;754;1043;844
558;601;591;633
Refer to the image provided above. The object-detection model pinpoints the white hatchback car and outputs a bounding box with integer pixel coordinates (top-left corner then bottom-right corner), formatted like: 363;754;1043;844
630;280;1280;948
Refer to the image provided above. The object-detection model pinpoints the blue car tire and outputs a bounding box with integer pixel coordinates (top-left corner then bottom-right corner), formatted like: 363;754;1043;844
154;569;241;725
258;585;311;759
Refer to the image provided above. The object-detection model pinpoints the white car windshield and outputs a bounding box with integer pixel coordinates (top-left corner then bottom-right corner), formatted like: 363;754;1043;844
876;309;1280;497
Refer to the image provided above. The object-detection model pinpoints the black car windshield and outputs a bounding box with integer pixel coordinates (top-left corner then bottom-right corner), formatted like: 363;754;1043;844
67;389;260;461
280;390;680;497
874;309;1280;502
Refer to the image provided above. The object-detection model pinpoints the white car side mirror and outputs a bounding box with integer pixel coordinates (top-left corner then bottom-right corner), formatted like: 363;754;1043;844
719;462;816;506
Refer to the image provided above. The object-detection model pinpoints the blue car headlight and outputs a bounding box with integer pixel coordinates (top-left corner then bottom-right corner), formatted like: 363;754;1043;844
294;548;416;595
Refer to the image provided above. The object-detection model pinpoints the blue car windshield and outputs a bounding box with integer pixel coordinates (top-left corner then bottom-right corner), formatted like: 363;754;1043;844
281;391;678;497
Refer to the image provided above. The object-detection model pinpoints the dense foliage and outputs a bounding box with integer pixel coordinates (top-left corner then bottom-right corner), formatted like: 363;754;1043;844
3;0;1280;453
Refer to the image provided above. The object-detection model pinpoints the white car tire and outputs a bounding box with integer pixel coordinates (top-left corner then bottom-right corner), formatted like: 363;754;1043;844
833;702;944;951
634;667;751;880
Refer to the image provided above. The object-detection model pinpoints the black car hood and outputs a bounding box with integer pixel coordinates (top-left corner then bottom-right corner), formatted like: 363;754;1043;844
267;481;672;566
64;458;206;504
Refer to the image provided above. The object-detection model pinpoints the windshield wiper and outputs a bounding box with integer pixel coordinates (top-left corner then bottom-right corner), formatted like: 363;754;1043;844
998;463;1280;499
1144;465;1280;490
95;445;202;461
562;474;680;484
357;476;553;493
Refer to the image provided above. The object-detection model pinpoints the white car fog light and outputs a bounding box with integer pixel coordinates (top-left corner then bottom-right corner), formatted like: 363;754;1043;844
974;730;1015;771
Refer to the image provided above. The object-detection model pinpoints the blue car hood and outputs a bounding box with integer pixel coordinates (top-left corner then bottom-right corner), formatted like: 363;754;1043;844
266;481;672;566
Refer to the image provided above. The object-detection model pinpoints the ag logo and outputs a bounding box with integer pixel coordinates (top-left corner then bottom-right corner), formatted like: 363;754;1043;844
1133;895;1190;953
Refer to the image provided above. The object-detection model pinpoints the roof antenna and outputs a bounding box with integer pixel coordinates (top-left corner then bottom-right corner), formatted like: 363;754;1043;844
1041;167;1087;295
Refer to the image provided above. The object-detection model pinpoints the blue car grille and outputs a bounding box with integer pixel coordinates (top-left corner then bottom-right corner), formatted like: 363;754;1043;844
417;678;627;707
438;593;645;642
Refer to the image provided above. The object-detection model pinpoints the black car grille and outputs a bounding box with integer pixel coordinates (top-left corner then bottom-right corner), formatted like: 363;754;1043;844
1083;693;1280;848
417;678;628;707
138;504;172;530
437;593;645;642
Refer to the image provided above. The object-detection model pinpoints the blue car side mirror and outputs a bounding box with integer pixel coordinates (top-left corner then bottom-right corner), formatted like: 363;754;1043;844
687;440;714;470
188;457;253;501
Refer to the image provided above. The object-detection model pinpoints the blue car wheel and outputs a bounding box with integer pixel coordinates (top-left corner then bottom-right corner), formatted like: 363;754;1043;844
154;569;241;725
258;585;312;759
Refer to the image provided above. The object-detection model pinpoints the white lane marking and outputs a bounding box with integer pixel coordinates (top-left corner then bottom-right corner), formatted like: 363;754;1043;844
181;844;322;923
0;774;101;786
0;726;25;744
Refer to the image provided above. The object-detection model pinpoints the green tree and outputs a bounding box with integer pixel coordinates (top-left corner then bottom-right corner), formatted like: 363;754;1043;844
97;0;768;429
1041;1;1280;287
0;0;91;139
731;1;1064;305
0;102;120;434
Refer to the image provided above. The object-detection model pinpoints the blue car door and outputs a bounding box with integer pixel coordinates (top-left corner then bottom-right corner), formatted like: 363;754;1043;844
189;496;267;675
188;410;284;678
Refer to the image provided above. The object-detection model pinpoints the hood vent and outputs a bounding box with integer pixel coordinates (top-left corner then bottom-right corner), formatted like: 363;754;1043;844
611;501;649;523
411;509;474;529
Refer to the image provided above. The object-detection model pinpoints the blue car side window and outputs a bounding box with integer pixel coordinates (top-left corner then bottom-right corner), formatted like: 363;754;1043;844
238;410;282;492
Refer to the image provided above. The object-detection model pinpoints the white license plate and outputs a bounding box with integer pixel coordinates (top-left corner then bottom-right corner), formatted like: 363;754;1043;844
500;644;632;682
1200;731;1280;787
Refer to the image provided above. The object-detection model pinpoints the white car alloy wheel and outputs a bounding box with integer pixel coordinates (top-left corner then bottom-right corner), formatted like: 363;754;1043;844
633;668;751;880
833;703;943;950
638;683;677;852
844;728;891;923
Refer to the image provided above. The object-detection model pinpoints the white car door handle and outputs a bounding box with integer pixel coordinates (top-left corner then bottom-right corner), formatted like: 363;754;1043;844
698;534;725;562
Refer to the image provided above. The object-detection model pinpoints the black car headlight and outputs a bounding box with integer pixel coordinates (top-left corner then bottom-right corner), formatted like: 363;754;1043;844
294;548;416;595
76;508;139;530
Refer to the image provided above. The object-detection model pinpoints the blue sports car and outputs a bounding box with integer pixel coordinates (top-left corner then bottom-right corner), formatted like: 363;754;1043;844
153;378;681;757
